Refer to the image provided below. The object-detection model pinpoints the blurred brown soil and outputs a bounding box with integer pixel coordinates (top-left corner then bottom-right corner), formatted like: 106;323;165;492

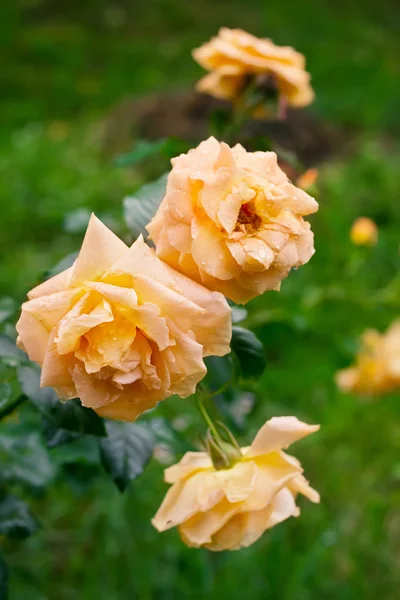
103;90;347;166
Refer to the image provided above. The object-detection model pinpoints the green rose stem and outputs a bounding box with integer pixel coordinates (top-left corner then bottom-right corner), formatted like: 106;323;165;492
196;391;242;470
197;392;222;443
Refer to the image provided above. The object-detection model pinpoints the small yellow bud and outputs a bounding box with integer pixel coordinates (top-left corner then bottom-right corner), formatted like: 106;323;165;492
350;217;378;246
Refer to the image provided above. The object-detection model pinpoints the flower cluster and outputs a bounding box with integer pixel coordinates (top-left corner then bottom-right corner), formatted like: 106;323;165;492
15;30;322;552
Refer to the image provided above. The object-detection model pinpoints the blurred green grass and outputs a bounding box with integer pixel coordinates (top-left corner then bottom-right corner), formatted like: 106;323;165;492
1;0;400;598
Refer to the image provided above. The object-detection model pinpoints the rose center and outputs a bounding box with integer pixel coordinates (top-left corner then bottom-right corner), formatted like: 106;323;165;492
236;201;262;233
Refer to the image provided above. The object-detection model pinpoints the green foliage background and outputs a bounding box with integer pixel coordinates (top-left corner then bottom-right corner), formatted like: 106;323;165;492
1;0;400;598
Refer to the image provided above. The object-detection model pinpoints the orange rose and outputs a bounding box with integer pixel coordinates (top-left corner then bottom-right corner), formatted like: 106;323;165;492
152;416;319;551
147;137;318;304
336;321;400;397
192;28;314;108
16;215;231;421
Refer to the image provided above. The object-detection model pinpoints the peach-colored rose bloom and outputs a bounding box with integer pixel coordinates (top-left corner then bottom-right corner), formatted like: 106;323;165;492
16;215;231;421
336;321;400;397
147;137;318;304
350;217;378;246
152;416;320;551
192;28;314;108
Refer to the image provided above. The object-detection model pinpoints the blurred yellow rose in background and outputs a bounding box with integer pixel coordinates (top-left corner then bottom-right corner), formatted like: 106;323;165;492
147;137;318;304
192;28;314;108
350;217;378;246
336;321;400;397
16;215;231;421
152;416;320;551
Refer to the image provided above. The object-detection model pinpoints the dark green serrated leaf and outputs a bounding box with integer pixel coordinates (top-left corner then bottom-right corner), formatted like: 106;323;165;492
42;421;82;449
100;421;154;492
0;495;38;539
44;251;78;280
51;435;100;469
230;326;266;380
123;173;168;240
0;553;8;600
17;365;106;437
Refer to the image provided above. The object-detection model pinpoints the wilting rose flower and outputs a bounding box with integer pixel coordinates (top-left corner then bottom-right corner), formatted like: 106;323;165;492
147;137;318;304
192;28;314;108
152;416;319;551
16;215;231;421
336;321;400;397
350;217;378;246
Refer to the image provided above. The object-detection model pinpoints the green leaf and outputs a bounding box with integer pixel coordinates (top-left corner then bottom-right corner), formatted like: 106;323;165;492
44;251;78;279
0;432;54;488
42;421;81;448
0;297;16;325
0;336;25;365
0;390;25;422
204;355;233;391
115;139;167;167
123;173;168;240
17;365;106;437
0;494;38;539
100;421;154;492
230;326;266;380
229;303;248;324
0;553;8;600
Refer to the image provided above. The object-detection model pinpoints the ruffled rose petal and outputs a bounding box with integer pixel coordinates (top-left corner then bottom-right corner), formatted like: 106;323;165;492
55;296;114;355
247;416;320;458
16;311;49;364
21;289;82;332
70;214;127;285
28;266;74;300
40;329;75;388
164;452;212;484
191;217;242;280
152;471;223;532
